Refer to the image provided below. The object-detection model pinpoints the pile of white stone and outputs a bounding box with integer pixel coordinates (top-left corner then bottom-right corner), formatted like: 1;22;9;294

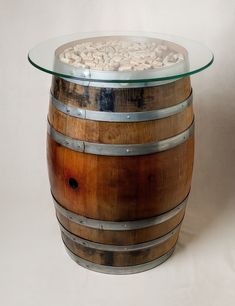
59;37;184;71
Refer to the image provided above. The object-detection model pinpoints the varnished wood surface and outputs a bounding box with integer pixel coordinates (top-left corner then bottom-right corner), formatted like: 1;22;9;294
47;135;194;221
51;76;191;111
48;103;194;144
47;76;195;268
56;207;185;245
61;227;180;267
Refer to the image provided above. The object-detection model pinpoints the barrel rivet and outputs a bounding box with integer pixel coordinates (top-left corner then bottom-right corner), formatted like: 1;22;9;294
126;148;131;153
126;115;131;119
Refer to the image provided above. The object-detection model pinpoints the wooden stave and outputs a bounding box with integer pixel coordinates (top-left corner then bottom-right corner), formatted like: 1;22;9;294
61;223;181;267
48;100;194;144
47;134;194;221
48;76;194;270
54;193;186;245
64;243;176;274
51;76;191;111
56;208;185;246
48;78;194;221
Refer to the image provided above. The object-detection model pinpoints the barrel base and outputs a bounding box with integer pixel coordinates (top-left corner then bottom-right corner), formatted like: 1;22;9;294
64;244;176;275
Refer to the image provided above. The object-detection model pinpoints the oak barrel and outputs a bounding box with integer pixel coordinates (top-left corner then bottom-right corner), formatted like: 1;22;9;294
47;76;194;274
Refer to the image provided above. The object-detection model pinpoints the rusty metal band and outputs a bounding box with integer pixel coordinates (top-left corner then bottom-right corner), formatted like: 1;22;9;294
50;90;193;122
64;243;176;274
47;119;194;156
53;192;188;231
60;221;181;252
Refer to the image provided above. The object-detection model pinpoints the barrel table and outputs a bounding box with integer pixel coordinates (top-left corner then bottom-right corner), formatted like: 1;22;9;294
28;32;213;274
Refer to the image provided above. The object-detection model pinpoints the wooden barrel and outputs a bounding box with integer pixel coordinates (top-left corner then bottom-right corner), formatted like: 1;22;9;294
47;76;194;274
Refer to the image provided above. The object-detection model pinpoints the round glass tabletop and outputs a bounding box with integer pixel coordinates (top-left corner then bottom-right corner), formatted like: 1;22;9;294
28;31;214;84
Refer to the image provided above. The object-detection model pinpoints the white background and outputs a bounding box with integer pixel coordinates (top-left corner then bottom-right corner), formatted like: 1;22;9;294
0;1;235;305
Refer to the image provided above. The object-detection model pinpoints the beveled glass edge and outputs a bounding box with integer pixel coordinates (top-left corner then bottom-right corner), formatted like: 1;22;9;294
28;53;214;84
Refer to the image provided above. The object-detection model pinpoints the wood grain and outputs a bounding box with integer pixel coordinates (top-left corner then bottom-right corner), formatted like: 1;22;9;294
61;226;180;267
47;135;194;221
51;76;191;111
56;207;185;245
47;76;195;269
48;103;193;144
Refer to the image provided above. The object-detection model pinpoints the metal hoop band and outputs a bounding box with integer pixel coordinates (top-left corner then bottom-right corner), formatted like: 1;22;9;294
53;192;188;231
50;91;193;122
61;77;179;88
47;119;194;156
64;244;176;274
60;221;181;252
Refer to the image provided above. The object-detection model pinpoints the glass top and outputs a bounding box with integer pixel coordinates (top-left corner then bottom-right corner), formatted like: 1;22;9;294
28;31;214;84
